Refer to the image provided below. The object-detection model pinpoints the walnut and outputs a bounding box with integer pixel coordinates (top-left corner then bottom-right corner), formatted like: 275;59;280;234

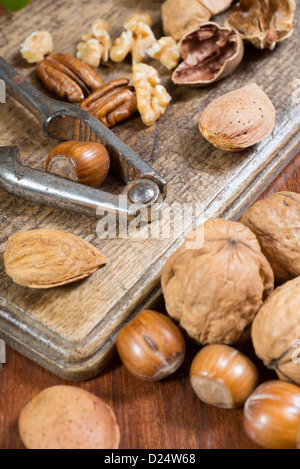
226;0;296;50
132;63;171;126
76;39;102;69
77;18;111;67
162;0;233;41
161;218;274;345
20;31;53;64
252;276;300;385
241;192;300;284
110;14;156;64
124;13;152;30
147;37;181;70
172;23;244;85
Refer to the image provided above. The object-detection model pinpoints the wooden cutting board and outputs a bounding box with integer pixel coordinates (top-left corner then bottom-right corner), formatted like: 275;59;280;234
0;0;299;380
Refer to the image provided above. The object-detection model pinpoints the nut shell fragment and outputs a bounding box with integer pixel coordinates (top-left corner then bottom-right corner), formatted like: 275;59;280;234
226;0;296;50
252;277;300;386
241;192;300;284
172;23;244;86
162;0;233;41
199;83;275;151
4;229;108;289
161;218;274;345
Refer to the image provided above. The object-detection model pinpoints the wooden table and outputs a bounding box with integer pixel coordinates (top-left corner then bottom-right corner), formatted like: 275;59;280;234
0;152;299;449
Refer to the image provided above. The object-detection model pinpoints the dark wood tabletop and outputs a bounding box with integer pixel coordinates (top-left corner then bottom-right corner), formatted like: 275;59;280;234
0;152;299;450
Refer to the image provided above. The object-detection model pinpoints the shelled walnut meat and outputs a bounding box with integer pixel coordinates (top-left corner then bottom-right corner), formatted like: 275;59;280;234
36;53;103;103
110;13;156;65
161;218;274;345
226;0;296;50
4;229;108;289
147;36;181;71
162;0;233;41
172;23;244;86
199;83;275;151
80;78;138;129
77;19;112;68
241;192;300;284
252;277;300;386
20;30;53;64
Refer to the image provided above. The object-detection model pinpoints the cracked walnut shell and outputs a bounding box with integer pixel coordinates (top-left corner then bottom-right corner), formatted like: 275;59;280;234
132;64;171;126
172;23;244;86
241;192;300;284
162;0;233;41
225;0;296;50
199;83;275;151
252;277;300;386
161;218;274;345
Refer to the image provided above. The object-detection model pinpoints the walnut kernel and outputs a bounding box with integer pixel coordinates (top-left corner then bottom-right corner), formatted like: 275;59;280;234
21;31;53;64
147;37;181;70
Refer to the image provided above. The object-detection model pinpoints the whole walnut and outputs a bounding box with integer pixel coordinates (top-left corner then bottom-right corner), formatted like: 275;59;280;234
162;0;232;41
241;192;300;284
161;218;274;345
252;277;300;386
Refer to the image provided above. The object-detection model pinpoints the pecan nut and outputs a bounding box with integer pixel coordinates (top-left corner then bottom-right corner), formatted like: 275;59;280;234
80;78;138;128
36;53;103;103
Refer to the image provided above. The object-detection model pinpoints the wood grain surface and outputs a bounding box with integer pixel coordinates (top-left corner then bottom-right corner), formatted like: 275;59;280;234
0;0;299;379
0;152;299;450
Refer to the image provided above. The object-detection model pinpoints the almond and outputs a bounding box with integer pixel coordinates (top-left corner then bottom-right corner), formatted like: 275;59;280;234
4;229;108;289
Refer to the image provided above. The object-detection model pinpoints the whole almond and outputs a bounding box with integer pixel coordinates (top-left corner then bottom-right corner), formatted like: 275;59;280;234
4;229;108;289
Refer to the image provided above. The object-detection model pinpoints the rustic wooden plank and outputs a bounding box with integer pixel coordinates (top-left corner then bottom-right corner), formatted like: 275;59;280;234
0;0;299;380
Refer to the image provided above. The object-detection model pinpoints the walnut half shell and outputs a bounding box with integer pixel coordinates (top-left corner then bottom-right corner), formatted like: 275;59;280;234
225;0;296;50
162;0;233;41
172;23;244;86
199;83;275;151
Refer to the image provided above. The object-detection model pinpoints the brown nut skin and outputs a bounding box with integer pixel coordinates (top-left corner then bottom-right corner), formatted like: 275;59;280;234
19;386;120;449
162;0;233;41
116;310;186;382
252;277;300;386
80;78;138;129
36;53;103;103
161;218;274;345
241;192;300;284
226;0;296;50
46;141;110;187
172;23;244;86
190;345;258;409
199;83;275;152
244;381;300;449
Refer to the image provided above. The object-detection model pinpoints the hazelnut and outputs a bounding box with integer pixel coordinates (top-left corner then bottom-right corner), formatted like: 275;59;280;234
45;141;110;187
172;23;244;86
116;310;186;382
20;30;53;64
226;0;296;50
244;381;300;449
190;345;258;409
241;192;300;284
161;218;274;345
252;277;300;386
19;386;120;449
162;0;233;41
199;83;275;152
